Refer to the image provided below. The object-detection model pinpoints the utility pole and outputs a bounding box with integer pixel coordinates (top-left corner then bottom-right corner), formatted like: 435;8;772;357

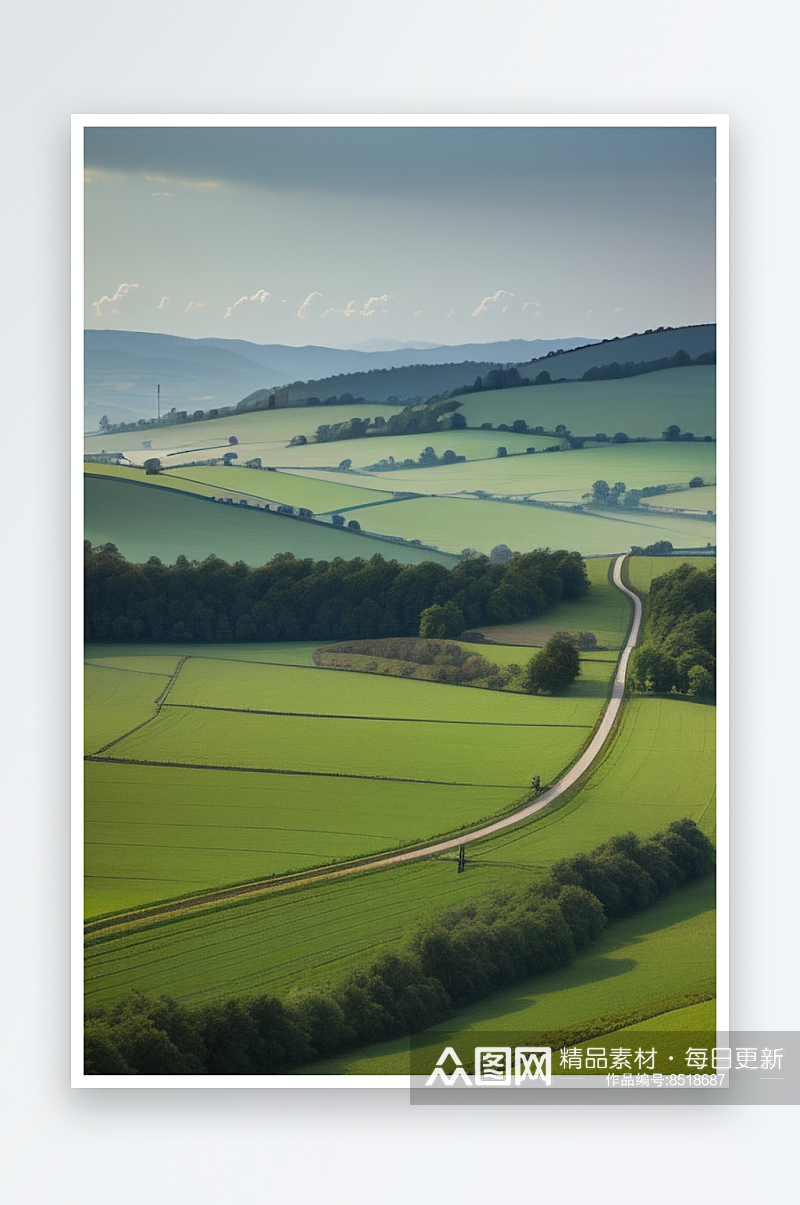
157;383;161;422
457;845;466;873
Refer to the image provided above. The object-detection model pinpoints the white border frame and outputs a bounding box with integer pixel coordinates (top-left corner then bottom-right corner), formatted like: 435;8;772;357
73;113;728;1089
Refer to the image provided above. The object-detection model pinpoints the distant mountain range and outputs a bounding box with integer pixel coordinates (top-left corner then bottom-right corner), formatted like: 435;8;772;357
83;330;595;429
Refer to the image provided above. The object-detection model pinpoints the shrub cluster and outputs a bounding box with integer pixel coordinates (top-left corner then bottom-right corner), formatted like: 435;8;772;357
84;545;588;644
85;821;715;1075
314;637;519;689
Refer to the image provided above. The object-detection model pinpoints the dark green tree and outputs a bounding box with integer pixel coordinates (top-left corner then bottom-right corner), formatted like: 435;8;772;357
522;634;581;694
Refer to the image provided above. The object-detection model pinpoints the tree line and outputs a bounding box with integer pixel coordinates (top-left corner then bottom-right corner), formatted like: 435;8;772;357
581;348;716;382
629;562;716;696
84;544;589;645
84;819;716;1074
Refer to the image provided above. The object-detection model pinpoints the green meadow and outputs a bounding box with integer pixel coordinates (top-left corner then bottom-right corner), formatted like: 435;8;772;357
456;367;716;439
85;684;715;1008
84;475;455;566
301;875;716;1075
351;495;716;557
642;485;716;512
347;439;716;500
83;402;403;457
84;663;170;754
163;466;395;512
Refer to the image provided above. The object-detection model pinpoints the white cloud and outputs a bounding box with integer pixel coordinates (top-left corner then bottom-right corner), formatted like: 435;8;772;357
297;291;325;320
92;282;139;318
613;306;623;312
471;289;519;318
151;191;174;197
185;301;207;314
157;296;170;309
225;288;287;319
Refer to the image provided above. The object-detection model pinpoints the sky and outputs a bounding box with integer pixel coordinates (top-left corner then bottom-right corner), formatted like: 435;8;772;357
83;124;716;349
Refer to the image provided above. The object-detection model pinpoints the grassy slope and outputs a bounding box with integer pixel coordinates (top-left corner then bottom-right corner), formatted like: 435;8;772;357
457;367;716;438
84;475;455;567
84;664;170;754
641;485;716;512
343;440;716;498
83;402;403;456
164;466;394;511
301;875;716;1074
351;495;716;557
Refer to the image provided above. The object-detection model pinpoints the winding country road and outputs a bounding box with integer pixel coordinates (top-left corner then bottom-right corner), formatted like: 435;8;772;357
84;554;642;937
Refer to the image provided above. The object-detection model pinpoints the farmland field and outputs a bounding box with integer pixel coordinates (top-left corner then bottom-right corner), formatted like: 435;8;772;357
342;439;716;499
84;475;455;566
84;663;171;753
626;555;715;595
351;495;716;557
83;403;403;457
641;485;716;512
84;761;521;918
163;466;395;512
84;684;714;1008
456;366;716;439
300;875;715;1075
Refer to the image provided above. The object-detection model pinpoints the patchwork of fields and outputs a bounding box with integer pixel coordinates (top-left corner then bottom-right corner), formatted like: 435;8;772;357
84;475;455;566
84;568;626;920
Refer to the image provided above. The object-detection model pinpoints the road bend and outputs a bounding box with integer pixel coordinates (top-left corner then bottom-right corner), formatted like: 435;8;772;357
84;553;642;937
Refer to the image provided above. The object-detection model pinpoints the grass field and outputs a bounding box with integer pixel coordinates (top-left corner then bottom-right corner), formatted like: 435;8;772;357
641;485;716;512
83;403;403;457
84;761;522;918
84;637;618;918
163;466;395;512
300;875;716;1074
84;684;715;1008
456;367;716;439
626;555;715;595
351;495;716;557
84;663;171;754
84;475;455;566
344;439;716;500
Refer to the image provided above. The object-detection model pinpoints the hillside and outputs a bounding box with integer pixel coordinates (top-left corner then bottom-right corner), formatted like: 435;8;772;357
515;323;716;381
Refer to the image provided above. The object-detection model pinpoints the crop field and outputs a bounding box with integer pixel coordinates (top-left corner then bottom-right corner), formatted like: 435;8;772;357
84;475;455;566
627;555;715;595
344;439;717;500
84;664;171;754
301;875;716;1075
83;403;403;457
85;642;322;668
163;466;395;512
456;367;716;439
85;680;715;1009
641;485;716;512
165;655;613;722
84;761;521;918
352;495;716;557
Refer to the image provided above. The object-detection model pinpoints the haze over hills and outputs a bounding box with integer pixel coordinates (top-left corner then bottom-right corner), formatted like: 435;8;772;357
83;330;594;429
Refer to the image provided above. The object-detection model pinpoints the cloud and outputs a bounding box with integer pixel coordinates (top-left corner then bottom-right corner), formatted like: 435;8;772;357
145;173;218;191
157;296;170;309
92;282;139;318
315;293;403;321
613;306;623;312
151;191;174;197
84;167;124;184
185;301;207;314
297;291;325;320
224;288;286;320
471;290;520;318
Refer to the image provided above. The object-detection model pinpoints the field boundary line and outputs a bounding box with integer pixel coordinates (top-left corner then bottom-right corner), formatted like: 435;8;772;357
160;702;591;730
84;554;642;939
88;656;188;756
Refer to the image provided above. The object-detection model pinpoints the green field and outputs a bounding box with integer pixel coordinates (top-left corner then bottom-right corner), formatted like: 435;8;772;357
83;402;403;457
85;685;715;1009
350;495;716;557
163;466;395;512
626;555;715;595
85;663;171;753
457;367;716;439
84;475;455;566
84;761;522;918
343;439;716;500
641;485;716;513
301;875;716;1075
